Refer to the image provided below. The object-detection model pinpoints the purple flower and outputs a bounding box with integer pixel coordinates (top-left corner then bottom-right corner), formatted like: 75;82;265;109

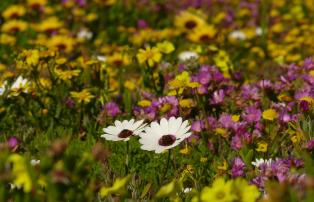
300;100;310;112
137;19;148;29
305;140;314;150
219;113;234;129
251;176;267;188
155;96;178;118
65;97;75;108
242;106;261;123
231;157;246;177
210;89;225;105
7;136;19;149
105;101;121;117
231;135;242;150
191;120;204;133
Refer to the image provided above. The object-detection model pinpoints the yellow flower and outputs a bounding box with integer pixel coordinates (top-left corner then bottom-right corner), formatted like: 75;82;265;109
124;80;136;91
107;52;130;66
27;0;47;8
99;175;131;197
0;34;16;45
201;178;237;202
37;17;63;33
179;144;189;155
1;20;28;33
231;115;240;122
217;160;228;171
138;100;152;107
48;35;75;53
213;50;233;74
169;71;190;89
256;141;268;152
179;99;194;108
8;154;32;193
262;109;278;121
70;89;94;103
24;49;40;66
156;41;175;54
233;178;260;202
174;10;206;33
2;5;26;19
188;25;217;43
215;128;228;138
54;68;81;81
137;47;162;67
94;0;116;6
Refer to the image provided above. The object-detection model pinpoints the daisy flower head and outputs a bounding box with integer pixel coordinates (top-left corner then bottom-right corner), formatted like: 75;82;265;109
139;117;191;153
251;158;273;168
101;119;146;141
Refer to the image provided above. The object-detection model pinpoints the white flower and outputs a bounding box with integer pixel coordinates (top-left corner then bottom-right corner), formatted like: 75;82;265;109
77;29;93;40
178;51;199;61
96;55;107;62
229;30;246;41
30;159;40;166
251;158;273;168
255;27;263;36
0;81;7;96
10;76;30;96
139;117;192;153
101;119;146;141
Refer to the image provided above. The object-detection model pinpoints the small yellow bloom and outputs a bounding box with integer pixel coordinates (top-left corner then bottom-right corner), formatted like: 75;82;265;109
215;128;228;138
55;68;81;81
8;154;32;193
2;5;26;19
256;141;268;152
100;175;131;197
124;80;136;91
138;100;152;107
232;115;240;122
201;178;236;202
179;144;189;155
217;160;228;171
70;89;94;103
24;49;40;66
179;99;194;108
262;109;278;121
1;20;28;33
156;41;175;54
137;47;162;67
200;157;208;163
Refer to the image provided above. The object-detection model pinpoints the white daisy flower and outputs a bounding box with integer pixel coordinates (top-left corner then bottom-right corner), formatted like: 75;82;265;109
178;51;199;61
101;119;146;141
139;117;192;153
251;158;273;168
10;76;30;96
77;28;93;40
30;159;40;166
0;81;7;96
96;55;107;62
229;30;246;41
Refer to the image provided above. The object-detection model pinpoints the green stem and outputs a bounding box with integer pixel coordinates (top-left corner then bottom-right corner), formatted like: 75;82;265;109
161;150;171;182
125;141;129;175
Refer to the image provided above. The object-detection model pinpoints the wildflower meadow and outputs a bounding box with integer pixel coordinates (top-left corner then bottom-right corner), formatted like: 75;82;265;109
1;0;314;201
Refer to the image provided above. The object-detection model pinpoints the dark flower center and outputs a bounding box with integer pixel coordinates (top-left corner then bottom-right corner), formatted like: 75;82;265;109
216;191;225;199
118;129;133;138
185;21;197;29
200;34;210;42
158;135;176;146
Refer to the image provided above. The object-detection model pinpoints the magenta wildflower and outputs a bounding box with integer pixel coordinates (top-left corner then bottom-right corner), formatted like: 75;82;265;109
7;136;19;149
104;101;121;117
242;105;261;123
231;157;246;177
